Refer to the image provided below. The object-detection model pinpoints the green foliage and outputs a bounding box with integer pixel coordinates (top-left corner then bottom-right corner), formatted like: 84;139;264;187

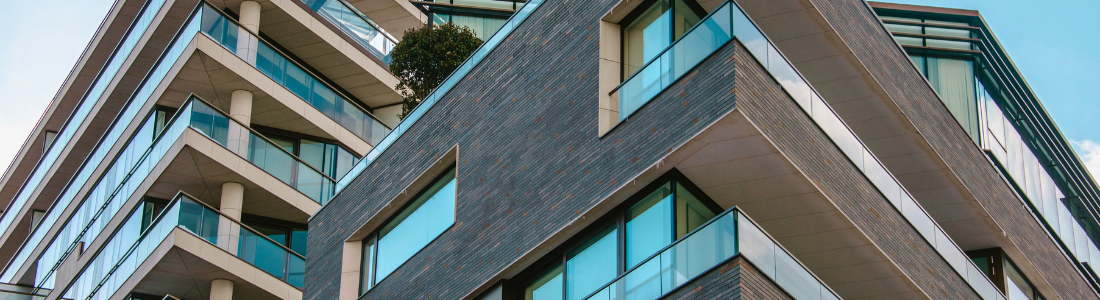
389;23;483;119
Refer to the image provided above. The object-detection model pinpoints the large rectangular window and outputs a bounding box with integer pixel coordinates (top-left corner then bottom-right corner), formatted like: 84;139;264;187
359;167;456;293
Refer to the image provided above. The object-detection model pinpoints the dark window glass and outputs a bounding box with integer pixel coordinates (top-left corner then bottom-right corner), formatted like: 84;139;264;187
360;236;376;295
524;264;563;300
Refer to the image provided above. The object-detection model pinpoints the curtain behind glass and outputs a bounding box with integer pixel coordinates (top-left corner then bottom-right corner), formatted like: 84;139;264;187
925;57;979;143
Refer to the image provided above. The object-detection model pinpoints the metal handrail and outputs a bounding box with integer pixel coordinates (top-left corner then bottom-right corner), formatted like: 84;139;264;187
188;94;338;183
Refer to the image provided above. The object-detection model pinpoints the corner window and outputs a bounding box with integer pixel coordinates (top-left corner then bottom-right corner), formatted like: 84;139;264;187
359;167;456;293
520;171;721;300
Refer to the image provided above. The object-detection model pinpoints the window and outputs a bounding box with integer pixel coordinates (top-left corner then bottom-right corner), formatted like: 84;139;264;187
968;248;1045;300
621;0;705;79
518;171;721;300
253;125;361;181
43;131;57;155
359;167;457;293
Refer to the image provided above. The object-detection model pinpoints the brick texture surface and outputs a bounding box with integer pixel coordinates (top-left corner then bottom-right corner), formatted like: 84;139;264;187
308;1;998;300
661;257;793;300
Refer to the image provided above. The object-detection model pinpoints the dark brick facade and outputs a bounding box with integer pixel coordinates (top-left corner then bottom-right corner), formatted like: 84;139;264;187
306;0;740;297
308;1;1028;300
732;42;976;299
805;0;1099;298
660;256;792;300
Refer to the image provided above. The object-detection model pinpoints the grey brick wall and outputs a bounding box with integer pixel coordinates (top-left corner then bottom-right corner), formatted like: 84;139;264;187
305;0;742;297
732;42;977;299
805;0;1098;298
660;256;793;300
307;1;997;300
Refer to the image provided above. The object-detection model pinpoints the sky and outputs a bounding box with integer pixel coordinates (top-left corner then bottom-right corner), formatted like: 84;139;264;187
0;0;1095;177
0;0;115;175
884;0;1100;177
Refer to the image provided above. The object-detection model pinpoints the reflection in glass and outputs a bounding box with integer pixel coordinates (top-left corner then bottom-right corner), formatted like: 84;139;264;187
360;236;376;295
623;0;670;78
626;183;673;268
525;264;564;300
567;226;618;300
375;169;457;283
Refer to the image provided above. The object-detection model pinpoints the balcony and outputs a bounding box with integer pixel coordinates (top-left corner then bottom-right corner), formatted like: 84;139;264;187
302;0;397;63
27;94;327;292
197;4;391;146
338;0;426;40
57;192;302;300
520;1;1008;298
0;0;199;268
3;2;360;285
585;208;839;300
214;0;404;111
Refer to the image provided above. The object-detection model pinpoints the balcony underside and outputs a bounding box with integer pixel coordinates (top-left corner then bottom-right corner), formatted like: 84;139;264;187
664;109;921;299
342;0;425;40
213;0;403;109
108;228;300;300
159;34;372;156
734;0;1073;297
151;128;321;222
11;128;317;286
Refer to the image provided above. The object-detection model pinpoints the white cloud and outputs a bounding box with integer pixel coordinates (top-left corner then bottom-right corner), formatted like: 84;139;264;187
1071;139;1100;180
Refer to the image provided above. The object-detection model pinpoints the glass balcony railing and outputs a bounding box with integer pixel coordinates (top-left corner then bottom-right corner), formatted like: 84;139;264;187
199;5;391;146
606;1;1009;299
612;3;731;122
19;5;203;289
1;0;189;283
18;4;343;289
585;208;839;300
302;0;397;64
63;192;305;300
187;97;337;203
33;93;334;290
0;0;169;241
982;94;1100;283
335;0;545;193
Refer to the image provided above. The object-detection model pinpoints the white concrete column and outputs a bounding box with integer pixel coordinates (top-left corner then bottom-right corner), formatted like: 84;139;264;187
227;90;252;155
217;182;244;254
211;279;234;300
236;1;261;64
230;90;253;126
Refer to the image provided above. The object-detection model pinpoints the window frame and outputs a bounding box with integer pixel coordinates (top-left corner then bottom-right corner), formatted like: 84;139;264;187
358;166;457;295
967;248;1046;300
511;169;723;300
617;0;709;81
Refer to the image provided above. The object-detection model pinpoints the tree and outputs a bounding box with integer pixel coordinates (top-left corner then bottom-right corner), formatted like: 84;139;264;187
389;23;483;119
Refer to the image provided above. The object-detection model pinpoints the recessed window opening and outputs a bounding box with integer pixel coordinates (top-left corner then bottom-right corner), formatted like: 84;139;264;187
359;166;457;294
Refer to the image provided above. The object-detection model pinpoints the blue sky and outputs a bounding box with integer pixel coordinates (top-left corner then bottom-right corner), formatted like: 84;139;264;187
0;0;114;173
0;0;1095;175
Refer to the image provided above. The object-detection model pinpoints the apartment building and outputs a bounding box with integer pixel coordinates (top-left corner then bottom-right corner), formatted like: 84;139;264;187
0;0;1097;299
